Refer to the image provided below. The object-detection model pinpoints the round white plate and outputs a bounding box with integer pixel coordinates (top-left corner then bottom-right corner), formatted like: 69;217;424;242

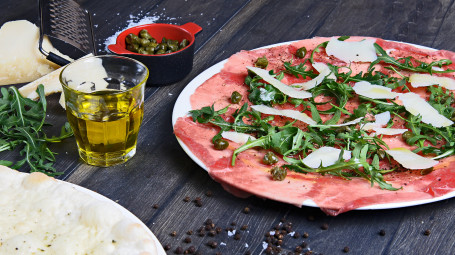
172;40;455;211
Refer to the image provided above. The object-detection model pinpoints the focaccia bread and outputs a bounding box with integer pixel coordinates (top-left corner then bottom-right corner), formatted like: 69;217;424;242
0;165;160;254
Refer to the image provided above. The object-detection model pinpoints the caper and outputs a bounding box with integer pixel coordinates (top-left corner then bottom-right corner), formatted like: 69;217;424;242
155;49;166;54
263;151;279;165
402;131;414;145
213;139;229;150
165;50;173;54
139;38;150;47
161;37;168;44
125;33;138;44
149;42;158;48
377;150;386;159
270;166;287;181
230;91;242;104
179;39;189;49
451;112;455;122
138;47;148;55
126;43;139;53
139;29;151;39
155;43;168;51
296;47;307;58
145;45;155;54
255;56;269;69
420;167;434;175
149;37;157;44
168;44;179;52
167;39;179;46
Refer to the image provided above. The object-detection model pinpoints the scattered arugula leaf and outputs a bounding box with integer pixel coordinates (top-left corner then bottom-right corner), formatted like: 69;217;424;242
0;85;74;176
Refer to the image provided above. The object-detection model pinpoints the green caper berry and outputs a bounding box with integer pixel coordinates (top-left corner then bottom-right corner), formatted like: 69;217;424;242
126;43;139;53
155;43;168;51
179;39;189;49
165;50;173;54
213;139;229;150
168;44;179;52
255;56;269;69
155;49;166;54
230;91;242;104
420;167;434;175
125;33;136;45
149;37;157;43
270;166;286;181
451;112;455;122
263;151;279;165
138;47;148;55
145;45;155;54
296;47;307;58
139;38;150;47
139;29;152;39
402;131;414;144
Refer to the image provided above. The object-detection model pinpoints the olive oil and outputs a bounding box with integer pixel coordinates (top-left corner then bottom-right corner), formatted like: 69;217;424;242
66;90;144;167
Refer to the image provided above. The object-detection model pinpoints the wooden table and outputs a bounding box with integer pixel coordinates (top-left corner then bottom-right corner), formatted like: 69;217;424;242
2;0;455;254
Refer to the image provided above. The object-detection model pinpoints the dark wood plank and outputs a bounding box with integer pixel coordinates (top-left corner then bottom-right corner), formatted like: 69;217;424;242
3;0;455;254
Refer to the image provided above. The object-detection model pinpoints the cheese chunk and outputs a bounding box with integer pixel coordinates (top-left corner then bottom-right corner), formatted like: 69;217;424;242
325;37;378;63
353;81;398;99
0;20;69;85
386;148;439;169
251;105;316;125
247;66;312;99
292;62;336;90
302;147;351;168
399;92;453;127
409;73;455;90
221;131;256;144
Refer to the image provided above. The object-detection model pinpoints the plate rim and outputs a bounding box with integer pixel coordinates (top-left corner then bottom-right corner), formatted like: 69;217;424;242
171;38;455;211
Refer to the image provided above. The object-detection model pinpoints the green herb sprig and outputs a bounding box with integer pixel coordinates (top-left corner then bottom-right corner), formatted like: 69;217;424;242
0;85;73;176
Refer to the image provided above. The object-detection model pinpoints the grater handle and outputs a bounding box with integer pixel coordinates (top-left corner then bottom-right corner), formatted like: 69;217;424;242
47;52;71;66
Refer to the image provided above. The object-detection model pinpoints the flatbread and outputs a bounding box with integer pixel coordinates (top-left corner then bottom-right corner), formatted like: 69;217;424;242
0;165;161;254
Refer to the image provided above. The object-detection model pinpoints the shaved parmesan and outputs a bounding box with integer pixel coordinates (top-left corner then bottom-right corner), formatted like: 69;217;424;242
325;38;377;63
318;117;363;127
353;81;398;99
409;73;455;90
372;127;407;135
399;92;453;127
222;131;256;144
246;66;312;99
302;147;351;168
292;62;336;90
362;111;390;130
251;105;316;125
386;148;439;169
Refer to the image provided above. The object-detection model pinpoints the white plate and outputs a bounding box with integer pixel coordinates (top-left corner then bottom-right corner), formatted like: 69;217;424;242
172;40;455;211
71;183;166;254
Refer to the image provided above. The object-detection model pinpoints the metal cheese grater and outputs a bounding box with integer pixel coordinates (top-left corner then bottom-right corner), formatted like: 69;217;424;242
38;0;96;66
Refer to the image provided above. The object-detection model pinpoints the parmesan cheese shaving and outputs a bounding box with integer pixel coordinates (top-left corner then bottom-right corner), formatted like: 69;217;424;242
302;147;351;168
319;117;364;127
362;111;391;130
325;37;378;63
246;66;312;99
371;127;407;135
291;62;335;90
386;148;439;169
222;131;256;144
251;105;316;125
353;81;398;99
409;73;455;90
399;92;454;127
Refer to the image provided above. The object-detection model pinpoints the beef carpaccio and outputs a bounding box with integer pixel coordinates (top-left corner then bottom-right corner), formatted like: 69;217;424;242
173;36;455;215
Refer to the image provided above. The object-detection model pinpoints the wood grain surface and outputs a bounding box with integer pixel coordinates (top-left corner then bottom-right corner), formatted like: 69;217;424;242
2;0;455;254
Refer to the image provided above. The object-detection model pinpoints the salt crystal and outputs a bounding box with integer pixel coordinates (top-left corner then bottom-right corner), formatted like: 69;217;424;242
220;242;226;246
103;15;161;53
228;230;236;236
262;241;268;250
288;231;295;236
244;243;248;248
269;230;275;235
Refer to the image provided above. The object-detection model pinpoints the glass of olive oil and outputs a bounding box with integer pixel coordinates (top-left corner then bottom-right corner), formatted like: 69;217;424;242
60;55;148;167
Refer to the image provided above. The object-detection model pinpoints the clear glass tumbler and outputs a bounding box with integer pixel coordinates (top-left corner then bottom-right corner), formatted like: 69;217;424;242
60;55;148;167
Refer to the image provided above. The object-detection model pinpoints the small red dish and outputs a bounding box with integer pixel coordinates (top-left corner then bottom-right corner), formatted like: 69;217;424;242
108;22;202;85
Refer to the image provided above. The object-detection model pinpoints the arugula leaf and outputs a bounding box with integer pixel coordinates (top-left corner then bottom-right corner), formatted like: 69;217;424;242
0;85;73;176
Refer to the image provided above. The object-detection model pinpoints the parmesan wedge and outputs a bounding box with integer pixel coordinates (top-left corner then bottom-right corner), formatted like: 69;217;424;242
302;147;351;168
353;81;398;99
386;148;439;169
246;66;312;99
19;65;65;100
325;37;377;63
292;62;336;90
251;105;316;125
409;73;455;90
221;131;256;144
399;92;454;127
